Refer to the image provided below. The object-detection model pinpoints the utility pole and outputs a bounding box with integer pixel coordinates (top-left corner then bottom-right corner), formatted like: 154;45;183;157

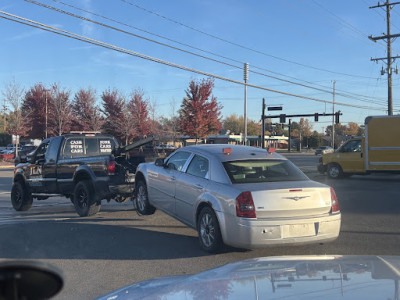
243;63;249;145
332;81;336;149
369;0;400;116
261;98;265;149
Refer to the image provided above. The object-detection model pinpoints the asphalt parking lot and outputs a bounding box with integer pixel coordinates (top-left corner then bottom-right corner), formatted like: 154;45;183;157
0;154;399;299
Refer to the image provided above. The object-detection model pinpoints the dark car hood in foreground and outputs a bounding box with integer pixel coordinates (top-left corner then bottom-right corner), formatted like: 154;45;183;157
97;255;400;300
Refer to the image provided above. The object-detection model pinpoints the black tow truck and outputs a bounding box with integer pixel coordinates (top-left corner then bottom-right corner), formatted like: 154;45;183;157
11;132;158;217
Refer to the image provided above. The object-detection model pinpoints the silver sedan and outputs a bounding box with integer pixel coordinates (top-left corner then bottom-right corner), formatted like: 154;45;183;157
135;145;341;252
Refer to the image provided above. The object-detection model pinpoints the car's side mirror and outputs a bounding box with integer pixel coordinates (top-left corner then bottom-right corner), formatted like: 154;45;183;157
36;157;45;165
155;158;164;167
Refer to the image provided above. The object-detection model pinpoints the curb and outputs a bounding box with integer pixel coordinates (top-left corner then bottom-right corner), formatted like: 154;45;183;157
0;165;14;169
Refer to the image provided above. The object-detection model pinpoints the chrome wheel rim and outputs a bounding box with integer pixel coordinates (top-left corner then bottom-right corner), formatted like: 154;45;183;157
200;213;215;248
329;167;339;178
137;185;146;212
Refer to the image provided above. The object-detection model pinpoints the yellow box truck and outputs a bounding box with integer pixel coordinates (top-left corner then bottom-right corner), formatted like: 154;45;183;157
318;115;400;179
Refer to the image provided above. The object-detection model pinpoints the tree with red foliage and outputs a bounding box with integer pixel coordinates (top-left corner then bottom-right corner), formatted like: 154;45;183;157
21;83;49;139
127;89;151;139
179;78;222;143
71;88;103;131
48;83;72;136
101;89;127;143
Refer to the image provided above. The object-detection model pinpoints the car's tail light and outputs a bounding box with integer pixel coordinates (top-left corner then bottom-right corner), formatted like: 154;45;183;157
330;187;340;213
236;191;256;218
107;160;116;175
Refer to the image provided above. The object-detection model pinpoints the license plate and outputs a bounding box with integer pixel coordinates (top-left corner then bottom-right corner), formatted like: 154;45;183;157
282;224;315;238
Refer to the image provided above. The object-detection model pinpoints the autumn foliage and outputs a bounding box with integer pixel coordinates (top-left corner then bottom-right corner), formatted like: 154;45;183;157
5;78;224;145
179;78;222;141
22;83;49;139
71;88;103;131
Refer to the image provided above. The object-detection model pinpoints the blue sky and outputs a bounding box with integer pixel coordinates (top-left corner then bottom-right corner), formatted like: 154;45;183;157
1;0;399;132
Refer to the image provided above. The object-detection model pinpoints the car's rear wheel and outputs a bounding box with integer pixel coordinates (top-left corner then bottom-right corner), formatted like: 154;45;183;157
197;206;223;253
73;180;101;217
327;163;343;179
135;181;156;215
11;181;33;211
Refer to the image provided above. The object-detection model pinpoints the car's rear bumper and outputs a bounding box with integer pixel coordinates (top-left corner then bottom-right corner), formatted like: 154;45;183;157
219;212;341;249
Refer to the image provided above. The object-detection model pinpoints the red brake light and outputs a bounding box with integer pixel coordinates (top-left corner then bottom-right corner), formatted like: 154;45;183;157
107;160;116;175
223;148;232;154
236;191;256;218
330;187;340;213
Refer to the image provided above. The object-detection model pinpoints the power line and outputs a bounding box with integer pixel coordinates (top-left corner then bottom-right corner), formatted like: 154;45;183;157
25;0;244;71
281;0;373;46
45;0;391;105
28;0;389;107
0;10;395;113
118;0;377;79
369;0;400;116
311;0;369;37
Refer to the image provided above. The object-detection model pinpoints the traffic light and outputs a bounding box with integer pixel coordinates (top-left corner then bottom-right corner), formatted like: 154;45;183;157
314;113;319;122
335;112;340;124
279;114;286;123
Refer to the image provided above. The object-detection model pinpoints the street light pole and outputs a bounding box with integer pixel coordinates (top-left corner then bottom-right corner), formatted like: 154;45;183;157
332;81;336;149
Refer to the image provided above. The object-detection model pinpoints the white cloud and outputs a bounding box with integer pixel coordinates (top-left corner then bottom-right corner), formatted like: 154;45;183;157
80;0;95;36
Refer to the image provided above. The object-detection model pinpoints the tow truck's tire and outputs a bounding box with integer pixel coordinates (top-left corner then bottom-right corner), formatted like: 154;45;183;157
327;163;343;179
197;206;223;253
11;181;33;211
73;180;101;217
135;181;156;215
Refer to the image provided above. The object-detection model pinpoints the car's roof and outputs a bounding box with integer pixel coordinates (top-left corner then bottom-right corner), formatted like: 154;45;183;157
179;145;286;162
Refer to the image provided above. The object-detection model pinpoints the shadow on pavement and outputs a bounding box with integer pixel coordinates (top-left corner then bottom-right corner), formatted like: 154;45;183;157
0;220;210;260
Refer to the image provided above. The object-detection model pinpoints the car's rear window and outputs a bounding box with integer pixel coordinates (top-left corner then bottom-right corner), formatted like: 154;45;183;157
223;159;308;183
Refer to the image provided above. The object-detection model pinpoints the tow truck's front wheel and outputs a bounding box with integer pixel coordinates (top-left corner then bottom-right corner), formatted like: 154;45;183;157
73;180;101;217
11;181;33;211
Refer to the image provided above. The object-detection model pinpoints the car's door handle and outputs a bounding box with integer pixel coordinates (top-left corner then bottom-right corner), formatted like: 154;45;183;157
171;176;176;181
195;184;203;190
361;153;363;158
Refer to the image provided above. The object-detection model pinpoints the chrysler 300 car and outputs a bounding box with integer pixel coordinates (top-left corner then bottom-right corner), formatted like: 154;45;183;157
134;145;341;252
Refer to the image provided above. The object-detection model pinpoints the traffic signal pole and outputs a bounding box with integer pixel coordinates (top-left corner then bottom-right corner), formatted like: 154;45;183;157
261;98;265;149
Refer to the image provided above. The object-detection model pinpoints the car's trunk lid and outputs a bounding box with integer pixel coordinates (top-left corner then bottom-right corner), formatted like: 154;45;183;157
236;181;332;218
